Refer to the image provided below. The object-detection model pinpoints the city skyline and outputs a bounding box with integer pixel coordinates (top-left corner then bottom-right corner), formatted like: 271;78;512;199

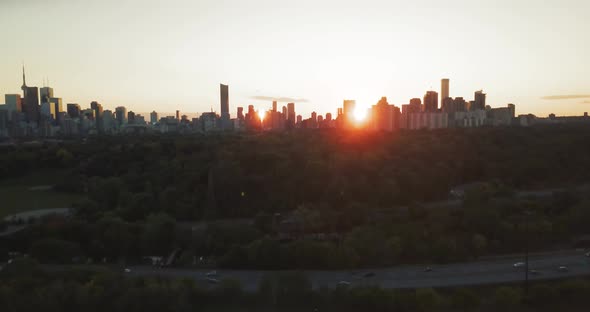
1;0;590;117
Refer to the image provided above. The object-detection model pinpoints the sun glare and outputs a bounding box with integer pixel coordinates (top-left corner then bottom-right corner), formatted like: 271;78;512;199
353;107;367;122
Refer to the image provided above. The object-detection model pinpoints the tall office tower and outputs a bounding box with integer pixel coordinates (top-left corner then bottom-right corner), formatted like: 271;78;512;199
408;98;422;113
102;110;115;132
282;106;287;119
237;107;244;120
150;111;158;124
343;100;356;116
115;106;127;125
49;98;63;122
220;83;230;129
91;101;103;131
176;110;180;120
441;97;454;112
5;94;22;116
371;97;394;131
311;111;317;122
296;115;302;124
90;101;103;117
40;87;54;104
81;108;95;121
441;78;449;102
40;102;52;118
272;101;277;112
342;99;356;128
423;91;439;112
452;97;467;112
472;90;486;111
127;111;136;124
287;103;295;124
67;103;81;118
508;103;516;118
325;112;332;121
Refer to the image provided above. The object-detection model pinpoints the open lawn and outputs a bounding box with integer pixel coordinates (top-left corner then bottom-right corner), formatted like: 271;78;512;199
0;170;84;218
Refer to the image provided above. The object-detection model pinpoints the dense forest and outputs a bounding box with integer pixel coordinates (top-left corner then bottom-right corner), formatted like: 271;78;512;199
2;125;590;268
1;258;590;312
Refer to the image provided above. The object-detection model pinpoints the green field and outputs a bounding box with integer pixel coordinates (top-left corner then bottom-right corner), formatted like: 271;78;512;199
0;170;84;218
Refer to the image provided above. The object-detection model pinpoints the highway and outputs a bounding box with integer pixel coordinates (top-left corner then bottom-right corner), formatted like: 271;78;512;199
122;251;590;291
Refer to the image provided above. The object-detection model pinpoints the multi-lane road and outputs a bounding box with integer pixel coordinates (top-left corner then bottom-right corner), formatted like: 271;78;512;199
121;250;590;291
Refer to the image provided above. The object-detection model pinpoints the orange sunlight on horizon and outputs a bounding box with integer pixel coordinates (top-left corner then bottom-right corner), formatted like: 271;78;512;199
353;106;367;123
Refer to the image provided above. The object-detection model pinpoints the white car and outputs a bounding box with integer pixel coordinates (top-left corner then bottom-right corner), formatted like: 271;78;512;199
338;281;351;286
558;266;569;272
205;270;218;277
124;268;131;273
206;278;219;284
586;251;590;257
513;262;525;268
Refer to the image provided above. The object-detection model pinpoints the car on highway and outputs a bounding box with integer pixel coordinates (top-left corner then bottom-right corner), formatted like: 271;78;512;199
206;278;219;284
363;272;375;278
513;262;525;268
338;281;351;286
529;269;541;275
558;266;569;272
424;267;433;272
124;268;131;273
205;270;218;277
586;251;590;257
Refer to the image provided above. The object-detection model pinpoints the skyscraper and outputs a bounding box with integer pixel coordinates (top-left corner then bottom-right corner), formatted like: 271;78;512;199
220;84;230;129
91;101;103;117
423;91;439;112
371;97;394;131
272;101;277;112
176;110;180;120
5;94;22;117
40;87;54;104
91;101;103;131
472;90;486;111
408;98;422;113
115;106;127;125
67;103;81;118
343;100;356;116
237;107;244;120
287;103;295;125
49;98;63;122
127;111;136;124
441;79;450;103
150;111;158;124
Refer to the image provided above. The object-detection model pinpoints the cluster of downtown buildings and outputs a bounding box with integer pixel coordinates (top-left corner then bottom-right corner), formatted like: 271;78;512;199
1;69;589;138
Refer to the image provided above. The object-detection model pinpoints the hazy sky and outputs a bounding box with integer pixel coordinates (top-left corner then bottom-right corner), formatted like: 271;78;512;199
1;0;589;117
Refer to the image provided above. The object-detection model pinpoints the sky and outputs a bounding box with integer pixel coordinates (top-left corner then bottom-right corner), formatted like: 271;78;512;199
1;0;589;118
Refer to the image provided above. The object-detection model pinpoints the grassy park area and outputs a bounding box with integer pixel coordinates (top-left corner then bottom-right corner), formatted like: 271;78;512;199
0;170;83;218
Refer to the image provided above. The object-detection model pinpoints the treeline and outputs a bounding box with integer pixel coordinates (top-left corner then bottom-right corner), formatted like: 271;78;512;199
1;126;590;221
3;188;590;268
2;126;590;268
1;258;590;312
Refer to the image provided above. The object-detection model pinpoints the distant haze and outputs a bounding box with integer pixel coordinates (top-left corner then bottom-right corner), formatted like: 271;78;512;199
1;0;589;117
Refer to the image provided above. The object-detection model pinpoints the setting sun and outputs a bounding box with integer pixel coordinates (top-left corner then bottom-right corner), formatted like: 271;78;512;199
353;106;367;122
